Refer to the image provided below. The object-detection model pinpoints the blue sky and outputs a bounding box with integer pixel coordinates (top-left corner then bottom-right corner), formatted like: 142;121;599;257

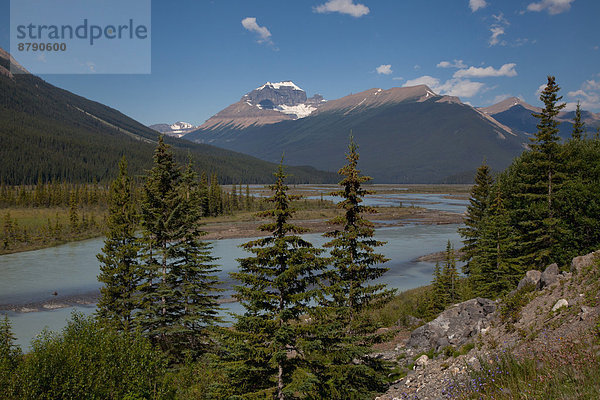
1;0;599;126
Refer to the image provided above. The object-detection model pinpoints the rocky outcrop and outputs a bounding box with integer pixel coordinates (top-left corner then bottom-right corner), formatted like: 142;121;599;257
406;298;496;353
540;263;560;288
517;270;541;290
571;250;600;273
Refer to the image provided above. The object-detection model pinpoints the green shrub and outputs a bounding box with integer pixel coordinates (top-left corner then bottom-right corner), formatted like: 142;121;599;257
0;316;23;399
13;313;169;400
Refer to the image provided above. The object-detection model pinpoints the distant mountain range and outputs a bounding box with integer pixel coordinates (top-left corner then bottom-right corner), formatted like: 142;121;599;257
149;121;198;138
478;96;600;140
184;84;523;183
0;49;336;184
183;83;600;183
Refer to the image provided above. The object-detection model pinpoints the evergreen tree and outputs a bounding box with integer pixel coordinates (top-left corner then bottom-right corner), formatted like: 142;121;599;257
571;101;585;141
174;160;222;356
429;262;447;315
309;137;394;399
231;184;238;210
0;316;21;398
517;76;566;266
208;174;222;216
199;171;209;216
323;137;394;324
96;157;141;332
219;162;324;399
441;241;459;304
245;183;252;210
68;191;79;234
459;162;493;275
137;136;220;359
471;189;523;297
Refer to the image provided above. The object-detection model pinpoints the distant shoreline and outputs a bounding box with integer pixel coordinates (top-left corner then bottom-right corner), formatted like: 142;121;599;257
0;291;239;314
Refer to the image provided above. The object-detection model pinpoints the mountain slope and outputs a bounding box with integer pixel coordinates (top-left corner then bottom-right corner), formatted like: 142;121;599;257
186;86;527;183
0;50;336;184
479;96;600;139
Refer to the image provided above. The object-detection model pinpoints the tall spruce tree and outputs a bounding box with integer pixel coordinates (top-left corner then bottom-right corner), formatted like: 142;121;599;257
97;157;141;331
571;101;585;141
441;241;460;304
175;160;222;355
429;262;448;315
308;136;394;399
323;137;394;325
218;161;324;399
518;76;566;266
137;137;220;359
471;189;522;297
459;163;493;275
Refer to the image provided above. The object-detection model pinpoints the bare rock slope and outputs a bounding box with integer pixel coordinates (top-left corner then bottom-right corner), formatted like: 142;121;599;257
375;251;600;400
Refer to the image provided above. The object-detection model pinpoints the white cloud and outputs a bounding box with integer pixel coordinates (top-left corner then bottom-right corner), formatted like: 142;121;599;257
376;64;392;75
469;0;487;12
241;17;273;44
454;63;517;78
489;26;506;46
489;13;509;46
527;0;575;15
567;79;600;111
314;0;370;17
403;75;485;98
437;59;468;69
535;83;546;97
492;13;509;25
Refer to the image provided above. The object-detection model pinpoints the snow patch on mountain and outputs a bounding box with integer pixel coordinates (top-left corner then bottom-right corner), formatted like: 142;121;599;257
149;121;198;138
256;81;303;91
277;104;317;118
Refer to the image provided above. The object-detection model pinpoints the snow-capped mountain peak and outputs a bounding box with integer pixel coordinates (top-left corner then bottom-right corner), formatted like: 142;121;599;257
256;81;303;91
149;121;198;137
197;81;326;130
170;121;194;131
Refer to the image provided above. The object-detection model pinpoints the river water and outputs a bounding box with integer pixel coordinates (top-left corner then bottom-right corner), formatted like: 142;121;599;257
0;192;468;350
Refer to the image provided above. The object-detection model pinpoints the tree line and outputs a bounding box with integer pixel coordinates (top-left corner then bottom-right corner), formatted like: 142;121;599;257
0;169;261;253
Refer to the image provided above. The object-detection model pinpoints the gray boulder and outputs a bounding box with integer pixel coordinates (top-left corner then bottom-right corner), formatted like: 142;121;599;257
517;270;542;290
540;263;560;289
552;299;568;312
571;250;600;274
406;298;496;353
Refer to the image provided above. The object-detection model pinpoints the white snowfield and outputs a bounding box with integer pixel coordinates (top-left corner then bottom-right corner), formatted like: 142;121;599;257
276;104;316;119
170;121;195;131
256;81;304;91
